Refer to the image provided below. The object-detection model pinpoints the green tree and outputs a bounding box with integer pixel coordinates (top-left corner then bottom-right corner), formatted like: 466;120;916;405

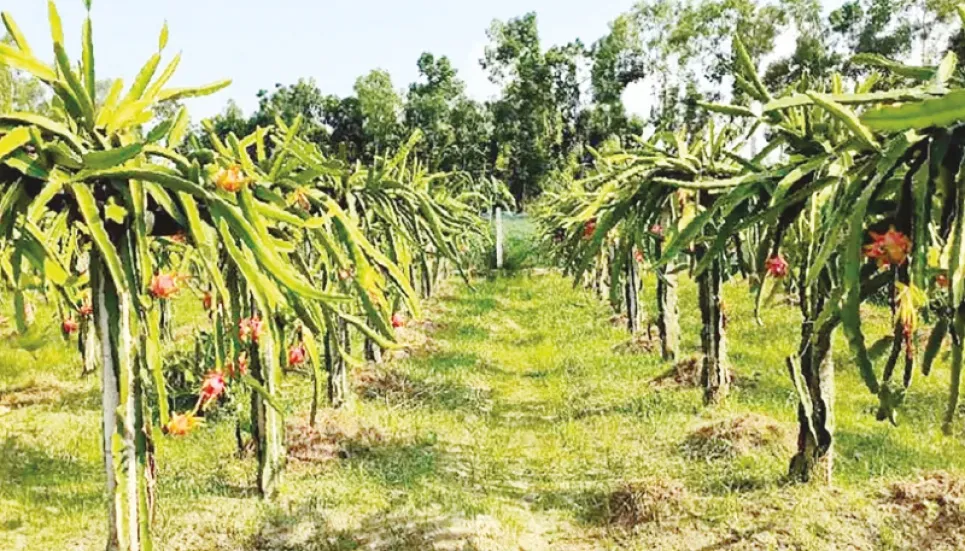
403;52;495;176
197;99;253;150
320;94;366;160
595;0;788;129
589;14;647;139
445;97;493;179
354;69;402;158
829;0;915;61
252;78;329;145
483;13;585;205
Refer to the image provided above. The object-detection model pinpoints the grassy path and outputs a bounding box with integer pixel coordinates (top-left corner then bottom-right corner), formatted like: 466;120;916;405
4;262;965;549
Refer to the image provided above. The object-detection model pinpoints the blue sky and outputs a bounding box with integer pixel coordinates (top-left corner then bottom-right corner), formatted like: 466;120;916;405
8;0;638;118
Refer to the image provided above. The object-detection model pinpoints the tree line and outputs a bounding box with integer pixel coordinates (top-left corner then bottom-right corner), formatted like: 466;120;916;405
186;0;965;207
4;0;962;208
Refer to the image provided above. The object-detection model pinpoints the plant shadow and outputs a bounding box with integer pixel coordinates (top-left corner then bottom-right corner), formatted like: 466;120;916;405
0;435;101;510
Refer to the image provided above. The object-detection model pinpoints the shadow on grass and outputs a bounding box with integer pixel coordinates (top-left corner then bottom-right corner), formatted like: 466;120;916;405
345;439;440;487
526;480;690;529
0;436;101;510
487;400;563;428
523;487;611;526
0;326;61;356
449;324;490;342
897;381;964;429
835;427;965;479
689;458;787;496
509;333;546;347
193;477;261;500
249;432;499;549
727;368;798;412
413;351;480;372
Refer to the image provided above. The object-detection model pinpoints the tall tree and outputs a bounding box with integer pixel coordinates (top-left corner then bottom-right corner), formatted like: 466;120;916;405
596;0;789;129
405;53;462;167
354;69;402;159
589;14;647;139
445;97;493;179
763;0;958;89
482;13;585;205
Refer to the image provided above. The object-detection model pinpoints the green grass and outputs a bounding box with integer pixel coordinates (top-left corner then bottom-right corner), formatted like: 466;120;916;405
3;222;965;549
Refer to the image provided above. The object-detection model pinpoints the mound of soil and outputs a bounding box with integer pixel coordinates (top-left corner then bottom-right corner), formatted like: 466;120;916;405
887;472;965;550
0;378;78;408
382;328;441;361
353;366;424;403
609;313;629;328
651;356;702;388
285;412;384;463
354;365;489;412
682;413;791;460
607;479;688;527
613;332;660;355
410;318;444;333
0;384;62;408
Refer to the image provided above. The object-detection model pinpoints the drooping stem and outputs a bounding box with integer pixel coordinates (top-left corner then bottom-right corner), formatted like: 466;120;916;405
82;316;97;376
159;298;174;341
421;257;433;299
120;289;140;551
789;330;835;483
12;249;28;334
608;242;623;312
431;254;442;290
310;330;324;427
265;316;284;494
657;270;680;361
600;246;612;302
